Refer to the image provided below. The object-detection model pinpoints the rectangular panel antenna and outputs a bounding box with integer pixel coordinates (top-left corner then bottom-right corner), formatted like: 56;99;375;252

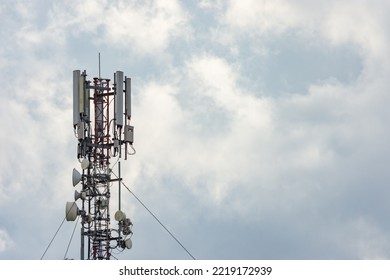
73;70;80;126
86;85;90;121
125;77;131;119
79;74;85;114
115;71;124;127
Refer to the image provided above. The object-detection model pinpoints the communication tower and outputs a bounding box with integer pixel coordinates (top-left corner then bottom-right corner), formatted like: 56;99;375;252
66;67;135;260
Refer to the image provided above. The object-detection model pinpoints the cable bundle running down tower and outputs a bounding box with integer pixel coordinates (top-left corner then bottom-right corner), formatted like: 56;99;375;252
66;69;135;260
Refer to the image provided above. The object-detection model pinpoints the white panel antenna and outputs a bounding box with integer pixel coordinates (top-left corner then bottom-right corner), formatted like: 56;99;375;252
79;74;85;115
125;77;131;119
73;70;80;127
115;71;124;127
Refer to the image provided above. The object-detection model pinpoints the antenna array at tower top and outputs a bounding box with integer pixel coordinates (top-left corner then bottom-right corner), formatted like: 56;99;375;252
66;68;135;260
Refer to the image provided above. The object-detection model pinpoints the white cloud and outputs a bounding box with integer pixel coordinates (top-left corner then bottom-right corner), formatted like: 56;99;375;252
330;217;390;259
219;0;390;63
223;0;302;34
131;54;275;206
46;0;191;55
186;54;272;126
322;1;390;58
197;0;224;10
4;0;190;57
0;229;13;253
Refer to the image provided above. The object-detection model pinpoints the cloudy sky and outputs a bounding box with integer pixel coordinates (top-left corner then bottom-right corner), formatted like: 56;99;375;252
1;0;390;260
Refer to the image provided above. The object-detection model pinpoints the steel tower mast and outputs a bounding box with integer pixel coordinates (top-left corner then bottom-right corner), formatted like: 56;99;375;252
66;68;135;260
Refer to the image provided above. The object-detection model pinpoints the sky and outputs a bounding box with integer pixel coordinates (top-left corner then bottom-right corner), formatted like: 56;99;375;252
0;0;390;260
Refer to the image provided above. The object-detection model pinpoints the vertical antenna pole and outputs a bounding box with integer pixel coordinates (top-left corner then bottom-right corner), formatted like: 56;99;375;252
98;53;101;79
80;227;85;260
118;161;121;211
